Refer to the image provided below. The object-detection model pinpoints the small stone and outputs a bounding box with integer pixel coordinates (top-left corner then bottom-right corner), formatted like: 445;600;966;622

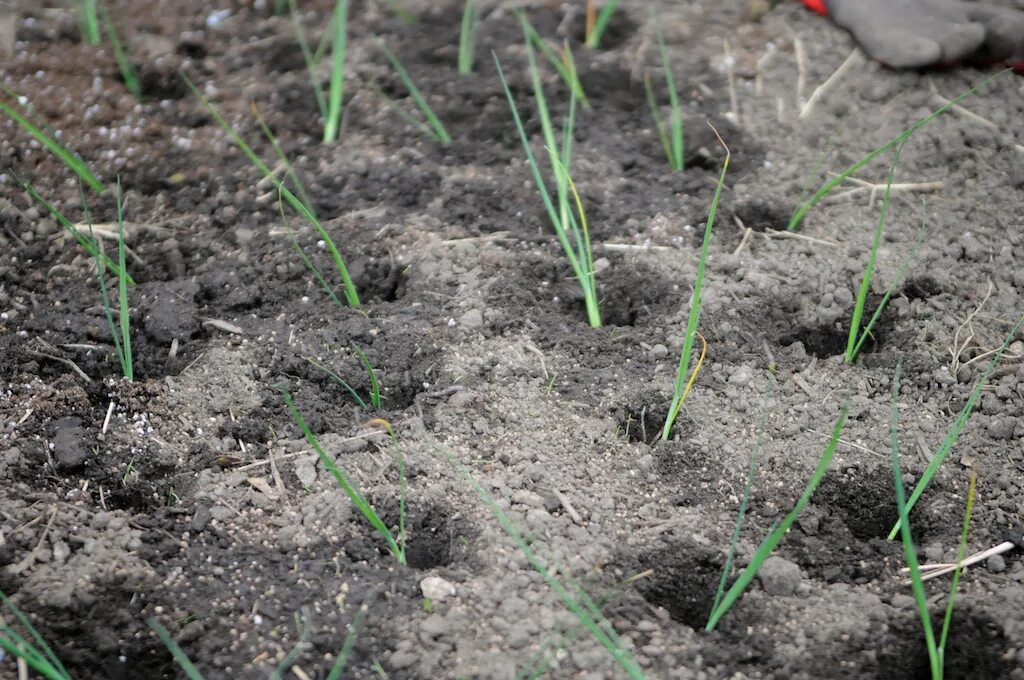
458;308;484;329
52;417;90;469
649;344;669;358
729;365;754;387
986;416;1016;441
191;505;213;532
988;554;1007;573
420;575;456;602
758;555;802;596
294;458;317;487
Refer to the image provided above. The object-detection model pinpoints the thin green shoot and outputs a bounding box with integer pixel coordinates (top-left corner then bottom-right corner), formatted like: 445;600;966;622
848;203;927;362
378;0;417;25
662;131;729;441
711;376;774;616
307;357;369;409
889;361;941;679
278;193;343;307
795;118;849;209
585;0;619;49
75;0;101;45
183;74;360;307
370;418;406;556
0;591;72;680
647;17;683;171
445;448;646;679
98;0;141;101
22;179;129;281
253;103;318;216
846;138;908;363
887;314;1024;540
90;178;133;382
287;0;328;120
378;41;451;144
518;13;589;107
271;611;312;680
495;51;601;327
149;619;205;679
327;603;369;680
788;69;1009;230
939;471;976;671
280;390;406;564
458;0;478;75
706;404;848;631
323;0;349;143
353;344;381;408
0;92;105;193
369;81;440;141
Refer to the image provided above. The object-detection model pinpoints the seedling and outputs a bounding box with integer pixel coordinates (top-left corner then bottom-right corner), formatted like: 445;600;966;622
890;361;977;680
287;0;328;121
518;13;588;107
496;43;601;327
0;91;105;193
149;619;204;680
458;0;478;75
88;178;134;381
445;448;646;679
281;390;406;564
307;343;381;410
662;129;728;441
584;0;618;49
74;0;101;45
98;0;141;101
0;591;72;680
643;17;684;171
378;41;451;144
324;0;349;143
887;314;1023;540
183;75;360;308
788;69;1010;231
705;403;848;631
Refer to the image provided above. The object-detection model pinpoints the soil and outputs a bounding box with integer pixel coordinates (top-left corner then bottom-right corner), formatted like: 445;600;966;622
2;1;1024;678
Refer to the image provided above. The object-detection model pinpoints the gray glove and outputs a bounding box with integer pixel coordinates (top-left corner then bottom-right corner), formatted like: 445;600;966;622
823;0;1024;68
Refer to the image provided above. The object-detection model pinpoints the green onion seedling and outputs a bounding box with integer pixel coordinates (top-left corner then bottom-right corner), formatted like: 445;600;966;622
662;128;728;441
788;69;1009;231
75;0;101;45
88;178;134;381
98;0;141;101
458;0;478;75
379;41;451;144
643;16;683;171
585;0;619;49
287;0;328;121
323;0;349;143
705;403;848;631
1;591;72;680
0;90;105;193
518;12;589;107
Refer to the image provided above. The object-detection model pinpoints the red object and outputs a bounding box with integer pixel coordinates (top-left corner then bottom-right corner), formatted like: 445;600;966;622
801;0;829;15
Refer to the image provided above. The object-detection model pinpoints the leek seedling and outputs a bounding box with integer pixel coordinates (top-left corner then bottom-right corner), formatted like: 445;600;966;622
585;0;618;49
323;0;349;143
495;50;601;327
0;91;105;193
98;0;141;101
662;131;728;440
183;74;360;308
458;0;478;75
890;362;977;680
445;448;645;679
287;0;328;121
788;69;1009;230
1;591;72;680
281;391;406;564
643;17;683;171
378;41;451;144
90;178;133;381
518;13;589;107
887;314;1024;540
705;404;848;631
75;0;101;45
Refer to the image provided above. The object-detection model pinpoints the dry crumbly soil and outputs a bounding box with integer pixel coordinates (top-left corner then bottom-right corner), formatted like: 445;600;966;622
2;1;1024;678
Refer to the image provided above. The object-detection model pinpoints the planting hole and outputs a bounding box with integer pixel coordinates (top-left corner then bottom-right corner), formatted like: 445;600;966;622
616;404;683;444
379;500;456;570
817;469;900;541
635;542;721;629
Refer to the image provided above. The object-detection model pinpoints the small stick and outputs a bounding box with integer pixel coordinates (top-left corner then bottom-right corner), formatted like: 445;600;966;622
793;34;807;108
949;280;993;377
102;401;115;435
929;83;998;131
799;48;861;119
761;229;839;247
552;488;585;526
906;537;1021;583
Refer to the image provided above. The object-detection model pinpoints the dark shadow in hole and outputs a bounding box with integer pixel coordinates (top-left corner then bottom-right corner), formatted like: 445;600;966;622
635;542;722;629
378;499;456;570
817;469;901;542
615;403;684;445
734;198;794;232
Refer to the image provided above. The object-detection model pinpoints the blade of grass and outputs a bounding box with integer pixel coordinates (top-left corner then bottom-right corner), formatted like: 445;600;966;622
846;137;909;363
287;0;328;120
642;71;674;169
270;611;312;680
458;0;477;75
352;344;380;408
378;41;451;144
887;314;1024;540
370;418;405;554
183;74;360;307
369;81;440;140
98;0;141;101
890;361;941;679
585;0;618;49
114;178;133;381
280;389;405;563
306;357;369;409
706;403;848;631
788;69;1009;230
323;0;348;143
652;16;683;171
663;130;729;440
551;153;600;327
443;448;646;679
148;619;206;680
518;12;589;107
326;603;369;680
1;591;72;680
0;94;105;193
939;471;976;671
277;192;344;307
76;0;101;45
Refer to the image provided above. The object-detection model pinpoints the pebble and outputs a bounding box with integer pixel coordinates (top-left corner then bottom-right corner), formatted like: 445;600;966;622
729;365;754;387
294;458;317;487
988;554;1007;573
459;308;484;328
758;555;802;596
649;343;669;358
420;575;456;602
51;417;89;469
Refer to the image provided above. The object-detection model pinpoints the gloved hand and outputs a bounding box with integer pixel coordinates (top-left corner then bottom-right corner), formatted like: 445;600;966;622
803;0;1024;69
